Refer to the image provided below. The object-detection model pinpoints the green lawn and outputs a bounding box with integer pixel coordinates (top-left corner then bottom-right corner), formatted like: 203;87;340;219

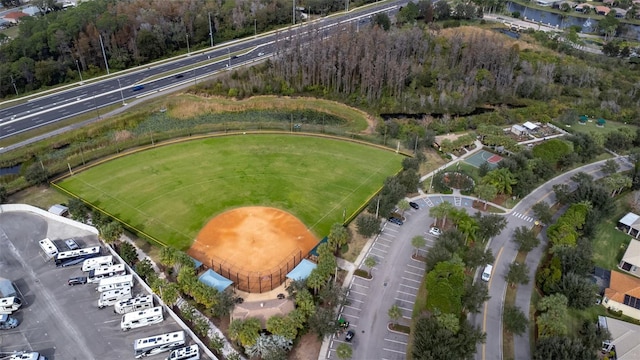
568;119;636;136
57;134;403;249
592;195;634;269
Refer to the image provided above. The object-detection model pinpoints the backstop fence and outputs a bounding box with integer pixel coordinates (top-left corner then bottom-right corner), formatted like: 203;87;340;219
204;249;303;293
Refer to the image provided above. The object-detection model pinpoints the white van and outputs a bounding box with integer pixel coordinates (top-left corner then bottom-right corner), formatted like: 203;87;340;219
97;274;133;292
481;264;493;282
114;294;154;314
98;287;132;309
121;306;164;331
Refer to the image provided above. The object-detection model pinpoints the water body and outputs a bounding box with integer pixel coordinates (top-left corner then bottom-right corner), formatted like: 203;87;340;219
506;1;599;32
0;164;20;176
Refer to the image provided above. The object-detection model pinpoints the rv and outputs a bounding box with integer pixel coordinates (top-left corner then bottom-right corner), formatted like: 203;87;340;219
121;306;164;331
38;238;58;258
0;297;22;314
1;352;48;360
87;264;126;283
134;331;185;359
481;264;493;282
166;345;199;360
114;294;153;314
82;255;114;272
97;275;134;292
98;287;132;309
54;246;101;266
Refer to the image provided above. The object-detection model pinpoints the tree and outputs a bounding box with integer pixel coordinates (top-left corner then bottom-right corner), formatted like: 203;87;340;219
536;294;569;338
512;226;540;252
364;256;377;277
412;315;484;360
411;235;426;257
328;223;350;253
462;246;494;269
388;304;402;325
506;261;529;287
430;201;455;228
229;318;261;347
373;13;391;30
601;159;620;175
475;184;497;210
556;272;598;309
474;213;507;243
532;202;553;226
534;336;593;360
0;186;6;203
425;260;465;314
553;184;572;205
160;282;180;305
68;197;90;222
356;213;381;238
461;281;489;314
482;168;517;195
101;221;123;243
397;199;410;216
160;246;179;269
24;162;48;185
193;316;210;338
267;315;298;340
308;306;339;339
503;305;527;335
134;258;155;281
118;242;138;265
336;343;353;360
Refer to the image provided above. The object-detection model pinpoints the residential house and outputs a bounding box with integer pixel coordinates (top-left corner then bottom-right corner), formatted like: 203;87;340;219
620;239;640;278
603;0;615;5
618;212;640;238
536;0;559;6
613;7;627;18
3;11;27;24
596;5;612;15
575;3;592;12
598;316;640;359
603;271;640;320
22;6;42;16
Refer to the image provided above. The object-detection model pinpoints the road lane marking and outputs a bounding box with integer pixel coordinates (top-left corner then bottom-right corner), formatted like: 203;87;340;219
482;246;504;360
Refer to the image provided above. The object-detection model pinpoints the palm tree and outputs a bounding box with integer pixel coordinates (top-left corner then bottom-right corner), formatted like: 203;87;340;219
429;201;455;228
411;236;426;257
364;256;377;277
397;199;410;217
388;304;402;326
482;168;517;195
336;343;353;360
458;216;479;244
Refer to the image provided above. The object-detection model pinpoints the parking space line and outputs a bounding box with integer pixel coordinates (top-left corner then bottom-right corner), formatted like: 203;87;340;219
343;305;361;311
407;264;425;271
370;247;388;254
404;270;422;276
398;305;413;312
375;241;391;248
352;282;369;289
349;298;364;303
401;276;421;283
383;348;406;355
378;237;394;242
399;283;419;290
384;228;399;233
397;290;416;297
385;338;408;345
348;289;367;296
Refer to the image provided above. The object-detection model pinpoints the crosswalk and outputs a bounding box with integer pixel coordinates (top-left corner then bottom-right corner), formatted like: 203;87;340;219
511;211;534;223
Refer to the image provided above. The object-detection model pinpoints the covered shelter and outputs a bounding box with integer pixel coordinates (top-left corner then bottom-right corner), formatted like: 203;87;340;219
522;121;538;131
0;277;16;298
190;256;203;270
597;118;607;127
48;204;69;217
510;124;527;136
198;269;233;292
619;212;640;238
579;115;588;124
286;259;317;281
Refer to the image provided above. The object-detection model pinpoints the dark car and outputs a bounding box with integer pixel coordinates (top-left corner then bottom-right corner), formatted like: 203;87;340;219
132;85;145;91
388;217;403;226
174;74;184;79
231;55;239;59
409;201;419;210
68;276;87;286
345;330;355;342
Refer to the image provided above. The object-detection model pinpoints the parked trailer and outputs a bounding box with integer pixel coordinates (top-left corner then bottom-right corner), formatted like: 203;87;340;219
98;287;132;309
0;352;48;360
121;306;163;331
38;238;58;258
82;255;114;272
114;294;153;314
166;345;199;360
54;246;101;266
87;264;126;283
0;297;22;315
96;275;133;292
134;331;185;359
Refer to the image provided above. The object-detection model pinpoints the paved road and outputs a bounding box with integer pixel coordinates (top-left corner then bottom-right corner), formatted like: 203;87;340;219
473;155;633;360
0;1;407;142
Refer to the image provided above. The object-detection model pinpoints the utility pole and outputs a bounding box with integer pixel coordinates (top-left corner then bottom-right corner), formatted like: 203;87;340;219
99;34;110;75
117;78;126;106
208;12;214;47
254;18;257;37
227;47;231;67
75;59;83;83
292;0;295;25
186;33;190;55
10;75;17;96
346;0;349;12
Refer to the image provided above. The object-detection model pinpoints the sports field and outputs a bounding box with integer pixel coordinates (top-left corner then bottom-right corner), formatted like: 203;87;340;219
57;134;403;250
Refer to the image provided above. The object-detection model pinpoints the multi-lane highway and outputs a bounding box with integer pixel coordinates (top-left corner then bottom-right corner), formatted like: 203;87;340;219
0;1;407;143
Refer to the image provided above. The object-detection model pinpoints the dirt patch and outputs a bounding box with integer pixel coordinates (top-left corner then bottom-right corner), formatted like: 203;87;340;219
188;207;319;292
289;332;322;360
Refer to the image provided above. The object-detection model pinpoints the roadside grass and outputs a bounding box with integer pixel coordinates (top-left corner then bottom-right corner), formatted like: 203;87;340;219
566;119;636;136
9;186;69;210
567;306;607;337
343;221;370;263
592;193;634;269
57;134;403;249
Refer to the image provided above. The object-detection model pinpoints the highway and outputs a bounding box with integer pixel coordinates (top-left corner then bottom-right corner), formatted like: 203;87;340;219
0;1;406;142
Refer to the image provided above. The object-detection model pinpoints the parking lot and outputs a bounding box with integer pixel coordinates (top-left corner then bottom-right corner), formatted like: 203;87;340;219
0;210;193;360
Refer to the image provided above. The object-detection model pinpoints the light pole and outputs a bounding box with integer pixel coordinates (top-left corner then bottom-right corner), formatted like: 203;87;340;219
208;12;214;47
99;34;110;75
10;75;18;96
186;34;190;55
292;0;295;25
254;18;257;37
75;59;83;83
346;0;349;12
117;78;126;106
227;47;231;67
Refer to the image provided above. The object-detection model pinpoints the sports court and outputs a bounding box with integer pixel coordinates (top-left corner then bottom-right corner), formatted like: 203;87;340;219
464;150;503;169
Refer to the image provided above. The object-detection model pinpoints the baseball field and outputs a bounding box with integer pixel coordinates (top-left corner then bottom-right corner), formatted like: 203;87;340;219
57;134;404;250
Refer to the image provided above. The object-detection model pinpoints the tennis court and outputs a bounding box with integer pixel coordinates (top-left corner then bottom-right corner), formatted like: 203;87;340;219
465;150;503;169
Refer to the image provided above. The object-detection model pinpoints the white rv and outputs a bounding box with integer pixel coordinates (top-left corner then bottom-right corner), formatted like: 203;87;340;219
133;331;185;359
2;351;48;360
98;287;132;309
82;255;114;272
0;297;22;314
38;238;58;258
97;275;133;292
166;345;199;360
87;264;126;283
121;306;164;331
114;294;154;314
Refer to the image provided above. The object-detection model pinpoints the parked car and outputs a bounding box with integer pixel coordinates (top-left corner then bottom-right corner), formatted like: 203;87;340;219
345;330;355;342
429;227;442;236
65;238;79;250
68;276;87;286
388;217;403;226
0;314;18;330
409;201;419;210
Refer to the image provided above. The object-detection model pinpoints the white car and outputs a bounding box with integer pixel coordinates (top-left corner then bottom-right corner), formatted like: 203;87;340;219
429;227;441;236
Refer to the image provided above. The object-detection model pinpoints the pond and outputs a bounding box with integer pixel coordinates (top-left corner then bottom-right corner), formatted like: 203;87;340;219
0;164;20;176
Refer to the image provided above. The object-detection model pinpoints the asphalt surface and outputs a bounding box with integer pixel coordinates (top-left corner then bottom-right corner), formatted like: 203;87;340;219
0;1;408;143
472;155;634;360
0;210;199;360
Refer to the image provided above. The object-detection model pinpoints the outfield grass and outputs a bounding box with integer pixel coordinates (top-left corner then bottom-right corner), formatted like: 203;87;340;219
57;134;403;249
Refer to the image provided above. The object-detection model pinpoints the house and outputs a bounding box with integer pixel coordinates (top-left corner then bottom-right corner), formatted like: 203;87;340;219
598;316;640;359
536;0;559;6
603;0;615;5
3;11;27;24
603;271;640;320
613;8;627;18
618;212;640;238
510;124;527;136
575;3;592;12
595;5;611;15
21;6;42;16
48;204;69;217
620;239;640;277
